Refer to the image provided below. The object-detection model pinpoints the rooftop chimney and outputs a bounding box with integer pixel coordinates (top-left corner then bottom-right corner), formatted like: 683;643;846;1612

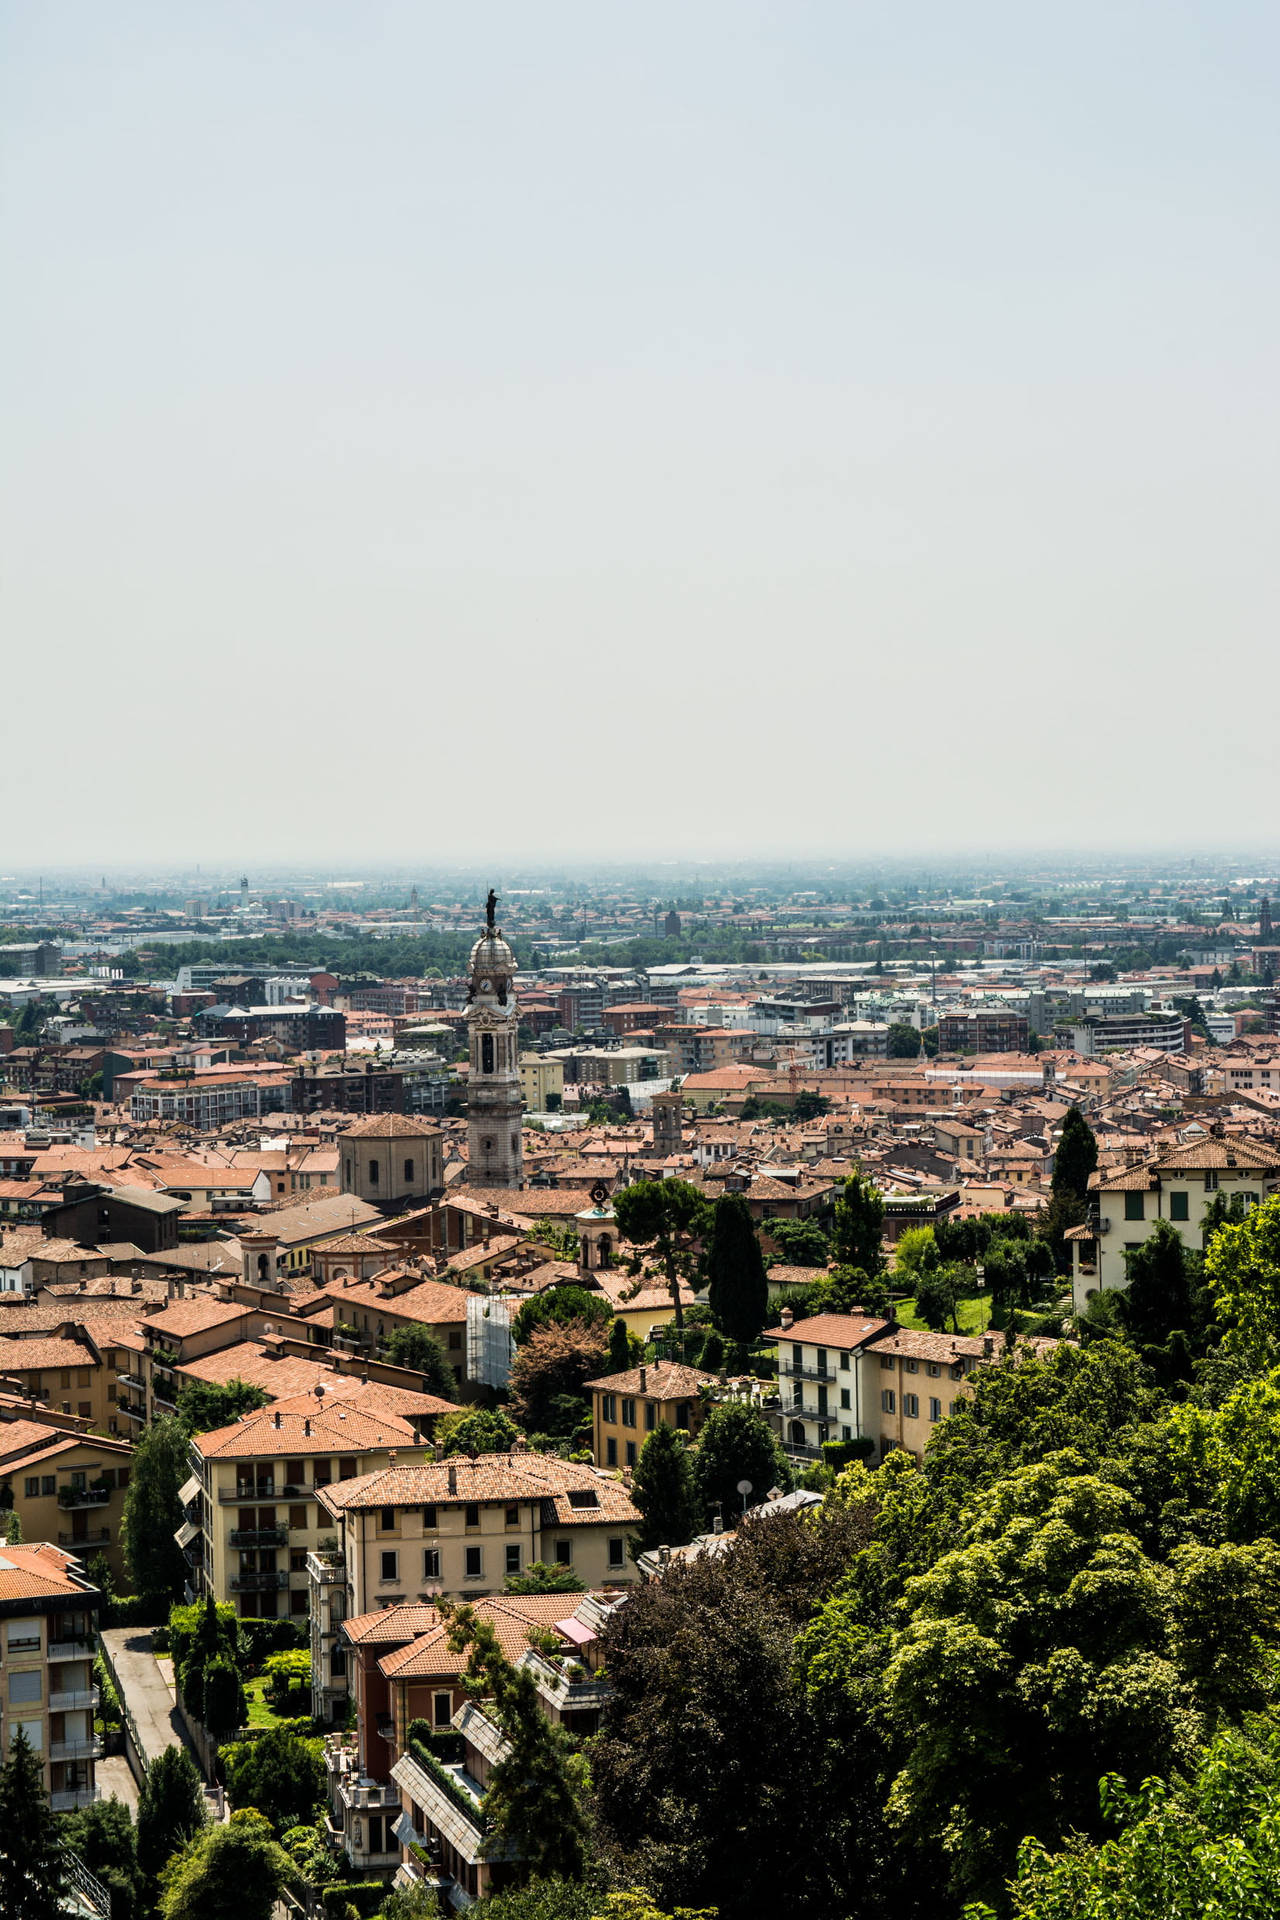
779;1306;793;1331
982;1336;994;1358
273;1409;281;1427
447;1464;457;1496
304;1417;311;1436
639;1365;648;1393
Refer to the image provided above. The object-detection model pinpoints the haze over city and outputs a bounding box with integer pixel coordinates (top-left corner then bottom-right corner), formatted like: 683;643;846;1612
5;1;1279;862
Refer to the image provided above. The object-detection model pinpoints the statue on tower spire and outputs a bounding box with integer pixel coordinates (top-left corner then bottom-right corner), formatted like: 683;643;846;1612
486;887;497;931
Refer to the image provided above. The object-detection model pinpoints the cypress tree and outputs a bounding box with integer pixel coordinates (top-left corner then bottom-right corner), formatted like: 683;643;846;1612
631;1422;701;1552
137;1744;206;1883
705;1192;769;1351
607;1316;632;1374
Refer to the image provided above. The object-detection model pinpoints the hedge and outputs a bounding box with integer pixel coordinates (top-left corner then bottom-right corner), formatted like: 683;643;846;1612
321;1884;387;1918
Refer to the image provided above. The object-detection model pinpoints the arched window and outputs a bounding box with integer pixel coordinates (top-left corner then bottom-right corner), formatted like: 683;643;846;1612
368;1158;379;1186
481;1033;494;1074
789;1421;806;1446
597;1234;612;1269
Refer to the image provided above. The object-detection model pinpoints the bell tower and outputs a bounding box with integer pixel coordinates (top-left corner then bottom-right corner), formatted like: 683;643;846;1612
466;888;524;1189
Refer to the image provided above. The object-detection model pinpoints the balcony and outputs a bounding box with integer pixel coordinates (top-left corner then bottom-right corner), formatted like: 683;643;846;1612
58;1529;111;1549
229;1570;289;1592
222;1484;278;1503
116;1370;146;1391
307;1549;345;1585
48;1636;95;1661
390;1750;492;1865
520;1648;611;1712
229;1527;287;1548
57;1487;109;1510
117;1402;146;1424
51;1787;101;1812
50;1687;100;1713
50;1736;103;1761
779;1361;846;1385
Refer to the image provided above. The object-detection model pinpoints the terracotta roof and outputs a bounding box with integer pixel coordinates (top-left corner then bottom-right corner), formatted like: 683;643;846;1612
0;1541;99;1602
585;1362;715;1397
320;1455;640;1525
319;1274;469;1324
140;1299;248;1338
195;1401;420;1460
342;1113;442;1140
766;1313;889;1348
377;1593;579;1677
0;1334;99;1373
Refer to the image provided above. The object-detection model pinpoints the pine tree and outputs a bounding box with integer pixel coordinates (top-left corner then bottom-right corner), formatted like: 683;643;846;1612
705;1193;769;1352
0;1727;67;1920
137;1743;206;1883
608;1316;633;1374
831;1172;886;1275
631;1422;701;1552
1052;1107;1098;1204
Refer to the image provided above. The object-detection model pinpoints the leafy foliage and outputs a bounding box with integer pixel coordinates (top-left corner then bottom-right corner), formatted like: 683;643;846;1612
158;1819;295;1920
441;1406;521;1455
693;1402;791;1523
509;1321;610;1435
705;1193;769;1351
221;1725;325;1834
612;1180;713;1330
137;1743;207;1884
0;1727;67;1920
122;1416;190;1604
175;1377;269;1434
513;1287;615;1345
831;1173;886;1275
631;1422;701;1553
382;1322;457;1397
504;1561;587;1594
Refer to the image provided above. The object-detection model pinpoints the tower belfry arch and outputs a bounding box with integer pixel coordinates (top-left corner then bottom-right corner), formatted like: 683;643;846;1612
465;888;524;1189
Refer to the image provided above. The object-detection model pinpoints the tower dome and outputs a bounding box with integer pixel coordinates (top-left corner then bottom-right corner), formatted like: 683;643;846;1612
468;929;519;980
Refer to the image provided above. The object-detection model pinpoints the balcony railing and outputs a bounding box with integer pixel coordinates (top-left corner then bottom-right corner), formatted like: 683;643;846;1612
306;1550;345;1584
230;1570;289;1592
229;1527;287;1548
50;1687;100;1713
58;1529;111;1549
51;1788;101;1812
58;1488;109;1510
47;1636;95;1661
521;1648;612;1710
116;1370;146;1391
333;1775;401;1812
50;1736;103;1761
219;1482;309;1504
779;1361;846;1384
117;1402;145;1423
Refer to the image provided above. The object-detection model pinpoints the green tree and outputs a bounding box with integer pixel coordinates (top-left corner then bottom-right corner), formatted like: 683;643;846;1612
893;1225;939;1285
503;1561;586;1595
914;1265;959;1333
831;1173;885;1276
441;1406;521;1455
0;1727;67;1920
1206;1192;1280;1360
158;1819;294;1920
221;1726;325;1834
630;1423;701;1553
175;1378;269;1434
612;1180;713;1331
136;1743;207;1884
122;1415;190;1607
509;1322;610;1436
607;1316;635;1373
439;1603;588;1881
1117;1220;1210;1366
1051;1107;1098;1204
512;1287;614;1345
887;1023;921;1059
202;1655;247;1739
693;1402;790;1523
768;1218;831;1267
792;1090;831;1121
383;1323;457;1397
60;1795;145;1920
705;1193;769;1353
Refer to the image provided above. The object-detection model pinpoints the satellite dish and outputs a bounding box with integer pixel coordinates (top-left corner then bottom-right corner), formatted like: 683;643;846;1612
736;1479;752;1496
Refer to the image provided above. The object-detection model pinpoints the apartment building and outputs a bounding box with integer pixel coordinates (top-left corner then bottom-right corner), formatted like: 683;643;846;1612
0;1328;114;1431
318;1269;471;1389
184;1397;427;1618
585;1361;715;1470
518;1053;564;1111
0;1543;102;1811
937;1009;1031;1054
316;1453;640;1618
0;1422;133;1584
1069;1134;1280;1309
126;1068;294;1127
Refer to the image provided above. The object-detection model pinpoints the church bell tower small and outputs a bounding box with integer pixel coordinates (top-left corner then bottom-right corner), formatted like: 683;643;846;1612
466;889;524;1189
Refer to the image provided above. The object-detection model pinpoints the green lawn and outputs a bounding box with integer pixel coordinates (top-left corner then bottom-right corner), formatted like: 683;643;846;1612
895;1291;993;1336
241;1676;304;1729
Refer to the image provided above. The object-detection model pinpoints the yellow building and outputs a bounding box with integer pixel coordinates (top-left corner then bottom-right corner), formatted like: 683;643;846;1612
0;1330;114;1433
585;1361;714;1471
519;1053;563;1111
185;1393;428;1619
0;1542;103;1811
317;1452;640;1613
0;1421;134;1584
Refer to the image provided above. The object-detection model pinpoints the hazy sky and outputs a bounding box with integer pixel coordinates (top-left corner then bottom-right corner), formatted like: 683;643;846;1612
4;2;1278;866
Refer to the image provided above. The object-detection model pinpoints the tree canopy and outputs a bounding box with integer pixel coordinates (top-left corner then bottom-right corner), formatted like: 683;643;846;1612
705;1193;769;1352
613;1180;713;1330
122;1416;191;1607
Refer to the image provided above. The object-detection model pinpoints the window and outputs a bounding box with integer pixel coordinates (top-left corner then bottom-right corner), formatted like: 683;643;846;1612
291;1550;307;1572
621;1398;636;1427
950;1363;964;1381
380;1551;398;1582
404;1159;414;1183
290;1588;307;1614
839;1351;850;1370
61;1371;71;1388
464;1545;483;1579
433;1690;452;1727
1205;1171;1219;1191
423;1548;440;1579
927;1362;941;1377
368;1158;379;1187
77;1368;91;1387
554;1539;572;1566
8;1670;41;1704
481;1033;494;1074
505;1544;521;1575
929;1397;942;1422
601;1394;616;1424
505;1504;519;1527
881;1389;896;1413
464;1503;480;1529
645;1402;656;1431
1168;1190;1190;1221
840;1388;851;1410
448;1332;462;1351
1124;1191;1145;1220
880;1355;894;1371
903;1394;919;1418
625;1440;636;1468
676;1401;690;1427
422;1504;437;1529
289;1505;307;1530
792;1343;803;1366
380;1507;396;1532
904;1359;918;1374
338;1457;357;1480
23;1477;37;1497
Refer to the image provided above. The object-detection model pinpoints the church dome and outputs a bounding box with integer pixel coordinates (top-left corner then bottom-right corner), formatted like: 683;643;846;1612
468;930;518;979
